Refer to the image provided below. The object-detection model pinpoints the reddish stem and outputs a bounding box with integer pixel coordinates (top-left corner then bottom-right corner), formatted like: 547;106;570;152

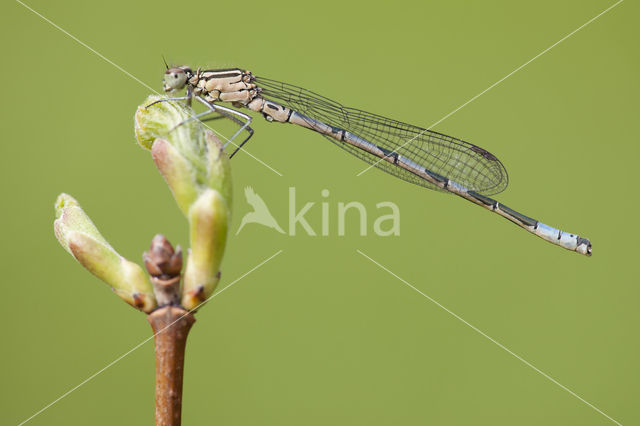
148;306;196;426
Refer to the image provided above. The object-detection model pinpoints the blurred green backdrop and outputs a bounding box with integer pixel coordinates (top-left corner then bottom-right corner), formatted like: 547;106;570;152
2;0;638;424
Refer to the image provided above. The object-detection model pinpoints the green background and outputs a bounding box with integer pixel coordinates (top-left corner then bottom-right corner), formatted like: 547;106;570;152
2;0;637;424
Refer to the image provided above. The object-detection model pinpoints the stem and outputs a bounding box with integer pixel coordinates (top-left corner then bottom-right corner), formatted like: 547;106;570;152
148;306;196;426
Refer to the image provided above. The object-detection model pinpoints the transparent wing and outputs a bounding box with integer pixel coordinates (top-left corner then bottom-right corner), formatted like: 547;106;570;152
256;77;509;195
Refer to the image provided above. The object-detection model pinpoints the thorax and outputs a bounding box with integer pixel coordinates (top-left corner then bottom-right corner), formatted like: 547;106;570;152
190;68;261;106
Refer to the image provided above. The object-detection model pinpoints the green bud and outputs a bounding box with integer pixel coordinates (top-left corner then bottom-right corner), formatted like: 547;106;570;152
54;194;156;313
151;138;199;216
135;96;232;216
135;95;205;154
54;193;109;252
135;96;233;311
204;130;232;213
182;189;229;310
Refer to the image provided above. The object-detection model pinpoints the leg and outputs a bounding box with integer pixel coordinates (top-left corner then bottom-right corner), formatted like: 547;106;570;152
145;96;191;109
227;127;255;158
147;94;228;128
170;108;223;131
200;115;225;122
198;112;254;158
147;95;256;159
193;97;254;158
173;98;237;128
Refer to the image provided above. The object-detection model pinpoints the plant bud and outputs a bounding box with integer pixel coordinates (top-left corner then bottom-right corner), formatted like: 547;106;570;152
54;194;156;313
181;189;229;310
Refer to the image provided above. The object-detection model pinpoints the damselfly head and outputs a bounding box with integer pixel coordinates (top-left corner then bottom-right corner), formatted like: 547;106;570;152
163;66;192;92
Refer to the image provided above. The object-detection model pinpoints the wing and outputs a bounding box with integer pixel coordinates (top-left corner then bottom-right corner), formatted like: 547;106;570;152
255;77;508;195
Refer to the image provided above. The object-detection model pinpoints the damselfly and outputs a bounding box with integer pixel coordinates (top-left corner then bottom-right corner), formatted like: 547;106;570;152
148;65;592;256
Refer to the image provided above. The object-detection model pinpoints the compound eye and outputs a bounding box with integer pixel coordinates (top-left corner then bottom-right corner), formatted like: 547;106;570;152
173;73;178;79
